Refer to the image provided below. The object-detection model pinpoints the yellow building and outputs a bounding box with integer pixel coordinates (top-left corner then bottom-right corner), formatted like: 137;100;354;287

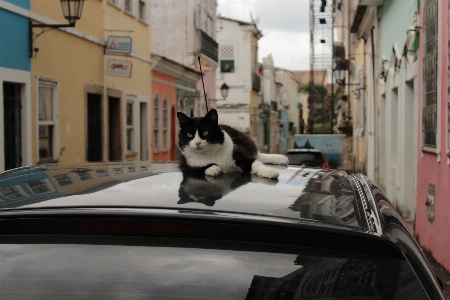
30;0;152;165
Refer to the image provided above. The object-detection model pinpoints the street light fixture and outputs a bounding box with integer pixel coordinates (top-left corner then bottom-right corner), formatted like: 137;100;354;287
333;59;359;86
182;82;230;101
218;82;229;100
29;0;85;57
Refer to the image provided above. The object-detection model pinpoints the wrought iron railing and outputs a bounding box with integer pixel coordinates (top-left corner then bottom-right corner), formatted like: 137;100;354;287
198;30;218;62
252;72;261;91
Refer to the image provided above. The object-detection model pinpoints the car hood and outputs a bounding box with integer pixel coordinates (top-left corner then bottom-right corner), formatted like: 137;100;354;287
0;162;364;231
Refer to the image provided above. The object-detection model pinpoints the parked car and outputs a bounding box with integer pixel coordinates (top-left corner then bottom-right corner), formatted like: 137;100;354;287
0;162;445;299
286;148;330;168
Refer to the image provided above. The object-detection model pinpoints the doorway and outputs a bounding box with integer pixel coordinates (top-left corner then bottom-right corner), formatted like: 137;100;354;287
109;97;122;161
3;82;22;170
87;93;103;162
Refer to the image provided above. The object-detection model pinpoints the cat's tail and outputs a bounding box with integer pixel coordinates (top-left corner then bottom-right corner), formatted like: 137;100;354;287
257;152;289;165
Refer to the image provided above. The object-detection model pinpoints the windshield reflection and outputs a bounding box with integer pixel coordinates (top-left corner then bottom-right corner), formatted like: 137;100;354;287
288;170;361;228
178;171;278;207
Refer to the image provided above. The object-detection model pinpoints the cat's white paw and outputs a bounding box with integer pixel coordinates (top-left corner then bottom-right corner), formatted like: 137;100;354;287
205;165;221;176
276;155;289;165
257;168;279;178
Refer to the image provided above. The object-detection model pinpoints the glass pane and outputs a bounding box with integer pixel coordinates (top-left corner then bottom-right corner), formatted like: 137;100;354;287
0;239;428;300
163;100;168;129
221;60;234;73
126;103;133;126
125;0;131;12
25;179;52;195
54;174;73;187
38;87;53;121
0;185;26;199
139;1;145;20
127;128;133;151
38;125;53;161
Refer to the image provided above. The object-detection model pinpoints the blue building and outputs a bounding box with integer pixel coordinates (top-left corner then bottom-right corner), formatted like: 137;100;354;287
0;0;33;172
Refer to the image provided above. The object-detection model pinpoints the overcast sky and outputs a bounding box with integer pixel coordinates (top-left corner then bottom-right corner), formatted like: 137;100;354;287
216;0;310;71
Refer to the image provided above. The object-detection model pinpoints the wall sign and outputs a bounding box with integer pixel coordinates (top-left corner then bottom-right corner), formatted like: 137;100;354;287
106;59;132;78
106;36;132;54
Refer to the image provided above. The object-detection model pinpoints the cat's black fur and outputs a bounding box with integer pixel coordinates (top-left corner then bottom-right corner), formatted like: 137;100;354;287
177;109;287;178
177;109;257;172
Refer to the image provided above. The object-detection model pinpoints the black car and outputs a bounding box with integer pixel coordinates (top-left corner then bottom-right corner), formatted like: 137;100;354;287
285;149;330;168
0;162;445;299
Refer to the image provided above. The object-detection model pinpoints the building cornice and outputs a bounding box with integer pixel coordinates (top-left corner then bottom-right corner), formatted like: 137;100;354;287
152;55;201;83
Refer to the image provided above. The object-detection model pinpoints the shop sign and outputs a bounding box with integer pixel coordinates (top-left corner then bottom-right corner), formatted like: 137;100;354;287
106;36;132;54
106;59;132;78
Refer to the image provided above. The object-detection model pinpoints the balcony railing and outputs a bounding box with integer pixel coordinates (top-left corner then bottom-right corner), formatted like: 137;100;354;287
252;72;261;91
198;30;218;63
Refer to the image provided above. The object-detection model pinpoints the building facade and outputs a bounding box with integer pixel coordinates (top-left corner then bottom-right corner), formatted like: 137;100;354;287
29;0;152;165
151;0;218;118
151;55;200;161
335;0;450;272
0;0;33;171
215;16;262;137
415;0;450;272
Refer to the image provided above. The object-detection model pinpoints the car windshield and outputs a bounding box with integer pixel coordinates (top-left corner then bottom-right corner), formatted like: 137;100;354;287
0;236;428;300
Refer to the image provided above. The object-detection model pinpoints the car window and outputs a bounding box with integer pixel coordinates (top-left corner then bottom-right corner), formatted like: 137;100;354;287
0;236;428;299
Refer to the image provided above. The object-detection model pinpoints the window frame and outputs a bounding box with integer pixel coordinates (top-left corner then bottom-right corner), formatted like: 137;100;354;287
138;0;147;22
162;95;169;151
153;92;160;152
220;44;235;73
126;98;136;154
421;0;439;152
124;0;133;14
37;78;59;163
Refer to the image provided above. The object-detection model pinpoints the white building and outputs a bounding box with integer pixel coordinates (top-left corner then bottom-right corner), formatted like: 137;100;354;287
215;16;262;133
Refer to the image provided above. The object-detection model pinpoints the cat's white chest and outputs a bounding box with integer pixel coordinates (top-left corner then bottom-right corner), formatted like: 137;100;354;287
182;132;240;172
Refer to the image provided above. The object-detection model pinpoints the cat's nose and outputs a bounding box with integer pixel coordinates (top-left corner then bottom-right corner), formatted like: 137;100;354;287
195;141;201;146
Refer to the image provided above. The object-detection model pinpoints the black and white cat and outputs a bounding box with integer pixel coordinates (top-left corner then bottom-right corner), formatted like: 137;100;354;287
177;109;288;178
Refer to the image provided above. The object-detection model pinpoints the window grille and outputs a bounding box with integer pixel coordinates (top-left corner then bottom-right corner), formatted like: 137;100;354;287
422;0;438;148
162;96;168;151
154;93;160;152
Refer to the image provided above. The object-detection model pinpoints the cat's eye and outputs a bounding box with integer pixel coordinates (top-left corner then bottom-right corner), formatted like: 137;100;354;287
202;131;208;136
187;133;193;138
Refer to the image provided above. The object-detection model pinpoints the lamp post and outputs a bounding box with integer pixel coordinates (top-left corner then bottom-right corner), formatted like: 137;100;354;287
29;0;85;57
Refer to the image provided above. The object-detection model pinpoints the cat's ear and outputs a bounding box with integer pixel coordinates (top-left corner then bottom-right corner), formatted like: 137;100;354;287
204;109;218;125
177;112;190;128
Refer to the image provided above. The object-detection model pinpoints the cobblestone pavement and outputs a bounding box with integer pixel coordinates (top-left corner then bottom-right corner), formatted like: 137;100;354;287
424;250;450;299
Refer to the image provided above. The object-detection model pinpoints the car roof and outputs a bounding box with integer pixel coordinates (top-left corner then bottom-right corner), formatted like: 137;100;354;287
0;161;366;231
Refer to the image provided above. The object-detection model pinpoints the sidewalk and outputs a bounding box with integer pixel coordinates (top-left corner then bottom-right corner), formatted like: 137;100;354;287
405;220;450;299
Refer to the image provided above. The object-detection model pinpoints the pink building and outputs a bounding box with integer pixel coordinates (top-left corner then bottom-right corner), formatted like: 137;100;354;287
416;0;450;272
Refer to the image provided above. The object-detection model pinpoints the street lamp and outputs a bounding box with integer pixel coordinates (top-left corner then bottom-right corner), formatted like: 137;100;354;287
333;59;360;86
218;82;229;100
333;59;347;86
29;0;85;57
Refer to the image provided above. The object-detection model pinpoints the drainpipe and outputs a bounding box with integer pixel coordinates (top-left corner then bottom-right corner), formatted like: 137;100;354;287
371;25;377;182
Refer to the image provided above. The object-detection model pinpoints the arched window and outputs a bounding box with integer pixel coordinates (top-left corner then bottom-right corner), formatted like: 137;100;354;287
153;93;160;152
162;95;169;151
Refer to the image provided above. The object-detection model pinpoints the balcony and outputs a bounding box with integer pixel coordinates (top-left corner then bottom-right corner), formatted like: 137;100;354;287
252;72;261;91
350;0;384;33
197;29;218;63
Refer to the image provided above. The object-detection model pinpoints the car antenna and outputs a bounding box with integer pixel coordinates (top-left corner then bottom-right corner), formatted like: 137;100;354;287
198;56;209;113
